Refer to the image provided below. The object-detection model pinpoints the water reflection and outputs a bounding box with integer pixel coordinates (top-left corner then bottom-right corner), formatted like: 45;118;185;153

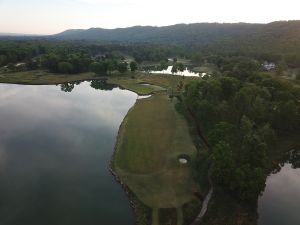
60;82;75;92
258;149;300;225
59;79;117;93
272;149;300;174
90;79;117;91
0;82;136;225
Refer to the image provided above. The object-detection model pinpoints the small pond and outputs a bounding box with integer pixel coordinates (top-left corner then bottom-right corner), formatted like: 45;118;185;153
258;149;300;225
0;80;137;225
149;66;205;77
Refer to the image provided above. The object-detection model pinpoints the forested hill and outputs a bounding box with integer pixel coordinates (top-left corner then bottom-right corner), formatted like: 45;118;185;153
2;21;300;65
51;21;300;58
54;23;264;44
53;21;300;46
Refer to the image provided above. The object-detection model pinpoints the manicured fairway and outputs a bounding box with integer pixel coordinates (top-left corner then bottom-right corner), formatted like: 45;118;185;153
113;93;199;225
0;70;98;84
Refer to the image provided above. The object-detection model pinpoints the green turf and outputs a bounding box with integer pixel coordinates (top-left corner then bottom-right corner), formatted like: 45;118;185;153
0;70;100;85
113;93;200;224
108;76;167;95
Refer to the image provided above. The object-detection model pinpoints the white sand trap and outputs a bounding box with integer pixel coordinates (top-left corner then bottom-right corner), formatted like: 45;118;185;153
179;158;188;164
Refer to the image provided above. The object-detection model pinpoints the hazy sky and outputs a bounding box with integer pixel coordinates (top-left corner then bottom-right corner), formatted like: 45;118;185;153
0;0;299;34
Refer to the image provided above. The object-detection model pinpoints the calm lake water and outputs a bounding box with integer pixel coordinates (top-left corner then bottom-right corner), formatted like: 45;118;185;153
0;81;137;225
258;149;300;225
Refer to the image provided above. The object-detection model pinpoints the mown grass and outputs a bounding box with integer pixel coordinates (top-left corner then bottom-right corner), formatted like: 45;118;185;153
0;70;100;85
113;93;200;224
0;70;197;96
107;77;165;95
192;64;217;74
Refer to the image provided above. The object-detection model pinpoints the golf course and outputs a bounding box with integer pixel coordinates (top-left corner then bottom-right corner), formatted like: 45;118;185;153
112;90;201;225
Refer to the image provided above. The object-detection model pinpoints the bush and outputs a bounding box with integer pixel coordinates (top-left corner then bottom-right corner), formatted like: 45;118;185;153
117;62;128;73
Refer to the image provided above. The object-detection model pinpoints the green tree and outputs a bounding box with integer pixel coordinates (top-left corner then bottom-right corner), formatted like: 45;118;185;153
58;62;73;74
219;77;240;100
232;58;259;80
26;59;39;70
233;166;266;201
273;100;299;130
130;61;138;72
42;53;60;73
90;62;105;75
276;60;287;76
159;60;168;70
0;55;7;66
117;62;128;73
212;141;235;184
171;65;178;74
106;59;117;74
7;63;15;71
177;62;185;72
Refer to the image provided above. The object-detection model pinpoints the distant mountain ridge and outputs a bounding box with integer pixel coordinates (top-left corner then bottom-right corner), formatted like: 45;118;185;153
0;33;28;36
53;23;265;44
0;32;41;37
2;21;300;57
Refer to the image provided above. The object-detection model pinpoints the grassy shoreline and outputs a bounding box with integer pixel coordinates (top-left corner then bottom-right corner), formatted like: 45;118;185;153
112;93;203;225
110;101;153;225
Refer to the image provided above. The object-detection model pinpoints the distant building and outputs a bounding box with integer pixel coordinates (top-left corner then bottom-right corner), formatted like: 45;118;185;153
262;61;276;71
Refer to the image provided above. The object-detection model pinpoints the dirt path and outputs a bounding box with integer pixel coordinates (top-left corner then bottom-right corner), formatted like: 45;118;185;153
152;208;159;225
177;207;183;225
190;166;213;225
190;187;213;225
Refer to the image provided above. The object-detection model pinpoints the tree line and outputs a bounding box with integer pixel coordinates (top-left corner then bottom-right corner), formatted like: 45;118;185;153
181;65;300;201
0;41;140;75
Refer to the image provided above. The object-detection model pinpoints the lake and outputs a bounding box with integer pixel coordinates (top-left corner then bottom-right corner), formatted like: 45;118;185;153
0;81;137;225
149;66;204;77
258;149;300;225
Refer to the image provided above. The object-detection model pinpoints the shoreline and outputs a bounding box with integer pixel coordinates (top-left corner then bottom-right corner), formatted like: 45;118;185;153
109;97;152;225
109;92;204;225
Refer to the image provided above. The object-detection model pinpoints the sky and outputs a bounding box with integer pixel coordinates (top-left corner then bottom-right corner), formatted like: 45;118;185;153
0;0;299;35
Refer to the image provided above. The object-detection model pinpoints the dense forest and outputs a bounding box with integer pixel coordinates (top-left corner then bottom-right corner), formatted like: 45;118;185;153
52;20;300;64
181;68;300;202
1;21;300;76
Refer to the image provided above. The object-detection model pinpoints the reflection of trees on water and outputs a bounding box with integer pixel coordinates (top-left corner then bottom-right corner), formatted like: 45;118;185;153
59;79;116;93
273;149;300;173
287;149;300;169
60;82;75;92
90;79;116;91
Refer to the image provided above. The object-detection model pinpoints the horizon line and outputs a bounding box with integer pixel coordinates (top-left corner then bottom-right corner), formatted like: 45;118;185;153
1;19;298;36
